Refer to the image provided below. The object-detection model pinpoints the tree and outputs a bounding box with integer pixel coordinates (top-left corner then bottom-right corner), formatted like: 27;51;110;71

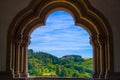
28;49;93;78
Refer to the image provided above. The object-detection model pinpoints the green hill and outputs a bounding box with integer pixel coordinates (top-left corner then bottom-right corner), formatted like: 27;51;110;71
62;55;82;58
28;49;93;78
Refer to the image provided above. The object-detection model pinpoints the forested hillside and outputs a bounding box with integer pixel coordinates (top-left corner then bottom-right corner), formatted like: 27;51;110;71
28;49;93;78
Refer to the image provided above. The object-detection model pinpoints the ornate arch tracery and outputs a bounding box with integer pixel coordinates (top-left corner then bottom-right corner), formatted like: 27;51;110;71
7;0;114;79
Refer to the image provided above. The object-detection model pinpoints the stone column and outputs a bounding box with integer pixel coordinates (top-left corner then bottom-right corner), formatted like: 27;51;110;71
90;35;100;78
19;41;24;77
14;34;22;78
22;35;30;77
98;34;106;78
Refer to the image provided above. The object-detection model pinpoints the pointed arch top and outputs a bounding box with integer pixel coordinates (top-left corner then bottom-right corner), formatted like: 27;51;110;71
7;0;114;79
9;0;112;36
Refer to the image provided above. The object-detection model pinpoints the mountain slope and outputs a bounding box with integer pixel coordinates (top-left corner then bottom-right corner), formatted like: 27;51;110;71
28;49;93;78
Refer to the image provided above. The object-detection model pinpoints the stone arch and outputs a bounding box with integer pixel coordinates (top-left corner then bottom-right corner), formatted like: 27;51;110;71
7;0;114;79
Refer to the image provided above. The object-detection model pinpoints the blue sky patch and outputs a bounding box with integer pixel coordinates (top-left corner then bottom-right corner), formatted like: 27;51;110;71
28;10;92;58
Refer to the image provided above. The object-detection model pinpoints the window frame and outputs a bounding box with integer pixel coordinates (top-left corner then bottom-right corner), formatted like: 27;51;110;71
7;0;114;79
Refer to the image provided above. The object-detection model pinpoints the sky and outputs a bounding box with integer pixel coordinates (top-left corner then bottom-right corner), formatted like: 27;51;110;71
28;10;92;58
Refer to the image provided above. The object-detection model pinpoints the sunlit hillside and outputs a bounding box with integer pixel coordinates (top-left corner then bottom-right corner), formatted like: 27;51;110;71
28;49;93;78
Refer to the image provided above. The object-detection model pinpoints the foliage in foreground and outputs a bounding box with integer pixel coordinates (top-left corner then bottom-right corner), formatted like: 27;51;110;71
28;49;93;78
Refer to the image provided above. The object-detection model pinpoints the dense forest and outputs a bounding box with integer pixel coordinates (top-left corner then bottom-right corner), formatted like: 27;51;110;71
28;49;93;78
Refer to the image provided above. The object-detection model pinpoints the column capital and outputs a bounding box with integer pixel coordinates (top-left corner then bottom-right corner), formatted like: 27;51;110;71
21;35;31;46
15;34;23;45
90;35;98;47
97;34;106;45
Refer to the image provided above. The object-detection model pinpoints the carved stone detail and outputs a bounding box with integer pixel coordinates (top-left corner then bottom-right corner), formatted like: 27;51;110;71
14;34;23;77
90;35;100;78
7;0;114;79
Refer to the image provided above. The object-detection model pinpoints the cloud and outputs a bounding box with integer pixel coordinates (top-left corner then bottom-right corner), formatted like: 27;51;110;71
28;10;92;58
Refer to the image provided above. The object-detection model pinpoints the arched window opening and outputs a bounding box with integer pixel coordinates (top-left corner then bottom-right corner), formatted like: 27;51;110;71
7;0;114;79
28;10;93;78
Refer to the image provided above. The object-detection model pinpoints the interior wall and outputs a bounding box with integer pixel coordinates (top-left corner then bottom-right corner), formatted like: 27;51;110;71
90;0;120;72
0;0;120;72
0;0;31;71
